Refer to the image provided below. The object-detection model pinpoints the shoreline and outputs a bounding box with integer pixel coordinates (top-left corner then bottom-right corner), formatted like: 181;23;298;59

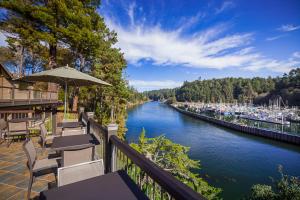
169;104;300;146
127;100;150;109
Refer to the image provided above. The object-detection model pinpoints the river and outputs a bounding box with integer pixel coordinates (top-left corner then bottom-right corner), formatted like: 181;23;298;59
125;101;300;200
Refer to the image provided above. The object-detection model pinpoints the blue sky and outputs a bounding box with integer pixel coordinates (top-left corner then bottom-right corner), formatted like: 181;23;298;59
0;0;300;91
100;0;300;91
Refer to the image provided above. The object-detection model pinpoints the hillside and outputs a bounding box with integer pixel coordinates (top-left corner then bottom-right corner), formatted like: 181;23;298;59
144;68;300;106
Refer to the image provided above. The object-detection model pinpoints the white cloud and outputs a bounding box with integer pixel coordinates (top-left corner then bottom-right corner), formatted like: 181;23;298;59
293;52;300;58
129;80;182;92
127;2;136;26
277;24;300;32
243;57;299;73
106;19;257;69
266;35;286;41
103;6;299;74
177;12;205;32
215;1;235;14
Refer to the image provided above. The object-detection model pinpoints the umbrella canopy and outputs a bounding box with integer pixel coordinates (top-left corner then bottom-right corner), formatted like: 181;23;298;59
17;65;111;118
19;66;111;86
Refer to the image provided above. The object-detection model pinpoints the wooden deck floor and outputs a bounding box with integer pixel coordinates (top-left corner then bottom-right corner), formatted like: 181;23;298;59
0;137;56;200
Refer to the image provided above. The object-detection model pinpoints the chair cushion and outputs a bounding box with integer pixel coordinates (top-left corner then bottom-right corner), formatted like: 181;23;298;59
33;158;59;172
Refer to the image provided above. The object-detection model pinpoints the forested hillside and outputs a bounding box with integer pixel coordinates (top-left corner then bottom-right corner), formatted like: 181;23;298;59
145;68;300;106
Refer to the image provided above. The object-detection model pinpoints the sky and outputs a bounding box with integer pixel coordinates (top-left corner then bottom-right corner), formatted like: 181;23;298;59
0;0;300;91
100;0;300;91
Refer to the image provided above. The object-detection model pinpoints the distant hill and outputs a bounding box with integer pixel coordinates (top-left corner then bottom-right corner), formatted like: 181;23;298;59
144;68;300;106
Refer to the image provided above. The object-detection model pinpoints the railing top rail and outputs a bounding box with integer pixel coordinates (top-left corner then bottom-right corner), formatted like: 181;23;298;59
110;135;206;200
81;112;106;132
0;85;58;93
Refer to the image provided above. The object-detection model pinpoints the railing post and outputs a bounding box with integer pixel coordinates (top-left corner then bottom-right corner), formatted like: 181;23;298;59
86;112;94;134
105;124;118;174
52;108;57;135
78;107;85;122
12;87;15;104
28;86;33;104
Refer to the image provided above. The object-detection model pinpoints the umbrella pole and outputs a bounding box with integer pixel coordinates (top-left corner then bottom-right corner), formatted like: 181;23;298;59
64;82;67;120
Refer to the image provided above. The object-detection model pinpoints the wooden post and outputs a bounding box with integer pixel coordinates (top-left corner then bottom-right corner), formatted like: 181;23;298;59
52;108;57;135
28;86;33;104
12;87;14;104
105;123;118;174
78;107;85;122
86;112;94;134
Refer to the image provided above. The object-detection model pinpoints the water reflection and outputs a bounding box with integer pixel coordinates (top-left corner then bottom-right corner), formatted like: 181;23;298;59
126;102;300;200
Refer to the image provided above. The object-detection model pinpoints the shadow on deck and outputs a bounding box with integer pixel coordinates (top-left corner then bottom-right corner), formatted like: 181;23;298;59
0;137;55;200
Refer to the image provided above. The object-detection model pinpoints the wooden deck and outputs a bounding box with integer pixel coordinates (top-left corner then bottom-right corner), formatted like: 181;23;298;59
0;85;60;110
0;137;56;200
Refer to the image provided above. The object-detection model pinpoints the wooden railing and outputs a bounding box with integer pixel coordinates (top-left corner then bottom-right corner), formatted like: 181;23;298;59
81;112;206;200
0;109;41;121
0;86;58;104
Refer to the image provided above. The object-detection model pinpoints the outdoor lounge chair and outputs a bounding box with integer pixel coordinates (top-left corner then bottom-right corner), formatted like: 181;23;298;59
62;147;94;167
62;128;85;137
40;123;60;149
58;159;104;187
7;120;29;147
23;139;60;200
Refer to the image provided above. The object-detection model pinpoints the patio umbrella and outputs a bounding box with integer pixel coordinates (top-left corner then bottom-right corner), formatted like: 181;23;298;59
18;65;111;118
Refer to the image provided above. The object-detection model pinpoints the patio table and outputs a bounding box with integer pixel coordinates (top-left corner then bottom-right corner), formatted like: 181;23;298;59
57;122;84;129
39;170;149;200
51;134;99;151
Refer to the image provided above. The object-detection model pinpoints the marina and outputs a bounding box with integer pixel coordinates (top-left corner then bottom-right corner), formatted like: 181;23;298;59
173;102;300;136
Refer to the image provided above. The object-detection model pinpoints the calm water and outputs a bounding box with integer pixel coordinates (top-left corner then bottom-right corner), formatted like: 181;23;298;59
125;102;300;200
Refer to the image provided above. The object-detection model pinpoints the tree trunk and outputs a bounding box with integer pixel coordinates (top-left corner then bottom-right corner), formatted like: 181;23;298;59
72;54;84;111
48;44;57;92
19;45;24;77
49;44;57;69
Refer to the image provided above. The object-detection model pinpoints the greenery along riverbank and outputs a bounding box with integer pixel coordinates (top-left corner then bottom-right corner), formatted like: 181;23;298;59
144;68;300;106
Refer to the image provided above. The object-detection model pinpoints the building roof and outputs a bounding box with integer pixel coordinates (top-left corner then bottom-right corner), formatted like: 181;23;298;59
0;63;14;80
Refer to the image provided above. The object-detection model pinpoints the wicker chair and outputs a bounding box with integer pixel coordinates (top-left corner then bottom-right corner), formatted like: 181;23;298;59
7;121;29;147
58;159;104;187
62;147;94;167
40;123;59;149
23;139;60;200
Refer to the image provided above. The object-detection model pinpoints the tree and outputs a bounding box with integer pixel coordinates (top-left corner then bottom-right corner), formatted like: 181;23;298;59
145;68;300;106
247;165;300;200
131;129;222;200
1;0;59;69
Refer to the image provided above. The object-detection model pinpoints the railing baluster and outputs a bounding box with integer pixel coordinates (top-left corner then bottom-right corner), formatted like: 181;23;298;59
117;148;120;170
138;167;142;189
146;174;149;197
126;156;129;174
152;180;156;200
133;164;137;183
